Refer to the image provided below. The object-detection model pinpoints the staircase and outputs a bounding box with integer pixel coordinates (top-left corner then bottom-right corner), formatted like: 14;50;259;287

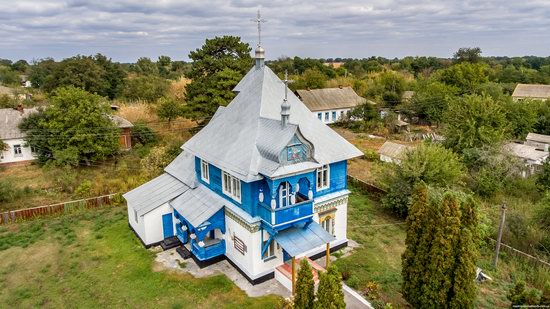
160;236;181;250
275;257;325;291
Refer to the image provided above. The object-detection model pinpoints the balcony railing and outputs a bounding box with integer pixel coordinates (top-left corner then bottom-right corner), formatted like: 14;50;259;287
258;198;313;227
191;239;226;261
176;224;188;244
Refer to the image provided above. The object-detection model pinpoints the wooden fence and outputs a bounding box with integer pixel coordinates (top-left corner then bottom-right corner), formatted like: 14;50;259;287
347;175;387;200
0;193;119;225
488;238;550;269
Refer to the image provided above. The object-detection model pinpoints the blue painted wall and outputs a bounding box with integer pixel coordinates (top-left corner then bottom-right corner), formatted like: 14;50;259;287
195;156;348;220
313;160;348;197
195;157;256;216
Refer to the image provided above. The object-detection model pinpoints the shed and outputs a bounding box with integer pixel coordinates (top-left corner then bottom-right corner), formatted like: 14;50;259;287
525;133;550;151
503;142;549;177
378;141;414;164
512;84;550;101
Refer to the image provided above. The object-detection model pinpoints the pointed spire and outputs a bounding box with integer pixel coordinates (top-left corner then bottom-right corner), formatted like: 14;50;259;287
281;70;294;128
251;9;266;69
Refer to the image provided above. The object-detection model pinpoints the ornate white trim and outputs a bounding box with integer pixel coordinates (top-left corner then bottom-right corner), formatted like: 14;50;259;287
314;195;348;213
225;207;261;233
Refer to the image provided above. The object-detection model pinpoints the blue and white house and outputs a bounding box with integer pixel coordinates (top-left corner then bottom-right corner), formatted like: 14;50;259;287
124;43;362;286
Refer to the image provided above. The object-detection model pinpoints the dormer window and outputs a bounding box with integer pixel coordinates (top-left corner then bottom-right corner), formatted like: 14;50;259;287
200;159;210;183
316;164;330;191
280;133;313;165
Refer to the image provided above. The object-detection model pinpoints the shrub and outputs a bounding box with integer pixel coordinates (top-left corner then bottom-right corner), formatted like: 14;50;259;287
75;180;92;197
131;121;157;146
0;180;27;203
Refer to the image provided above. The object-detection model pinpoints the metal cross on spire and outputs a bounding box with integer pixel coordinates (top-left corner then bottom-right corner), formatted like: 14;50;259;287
251;9;266;47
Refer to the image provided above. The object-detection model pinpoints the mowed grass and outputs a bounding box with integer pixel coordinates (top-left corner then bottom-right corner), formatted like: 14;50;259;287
333;186;408;307
0;206;281;308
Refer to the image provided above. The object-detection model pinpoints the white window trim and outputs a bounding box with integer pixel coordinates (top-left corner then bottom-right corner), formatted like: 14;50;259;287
316;164;330;191
263;239;277;260
222;171;241;203
279;182;290;208
200;159;210;183
13;144;22;157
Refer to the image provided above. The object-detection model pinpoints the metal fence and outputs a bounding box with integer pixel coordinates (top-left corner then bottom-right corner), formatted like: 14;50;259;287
0;193;119;225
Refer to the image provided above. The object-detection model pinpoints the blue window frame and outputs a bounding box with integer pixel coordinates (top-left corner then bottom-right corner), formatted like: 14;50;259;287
317;113;322;120
332;111;336;121
325;112;329;121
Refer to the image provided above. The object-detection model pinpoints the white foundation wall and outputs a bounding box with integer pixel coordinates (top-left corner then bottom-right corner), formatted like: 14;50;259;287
0;138;36;164
251;229;284;275
127;205;145;243
224;214;285;280
144;203;173;245
223;214;257;279
334;201;348;240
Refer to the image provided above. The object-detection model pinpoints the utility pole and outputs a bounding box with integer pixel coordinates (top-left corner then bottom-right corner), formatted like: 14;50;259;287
493;203;507;268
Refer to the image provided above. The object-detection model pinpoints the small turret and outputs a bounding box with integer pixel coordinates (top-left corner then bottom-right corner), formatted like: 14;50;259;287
281;70;293;128
255;46;265;69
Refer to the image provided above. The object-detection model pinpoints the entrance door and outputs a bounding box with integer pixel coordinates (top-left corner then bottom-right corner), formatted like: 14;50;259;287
162;213;174;239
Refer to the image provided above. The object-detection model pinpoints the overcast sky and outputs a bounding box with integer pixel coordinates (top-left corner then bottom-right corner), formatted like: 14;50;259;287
1;0;550;63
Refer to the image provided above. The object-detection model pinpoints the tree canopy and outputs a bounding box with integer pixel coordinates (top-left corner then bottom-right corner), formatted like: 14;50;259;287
443;94;508;154
19;86;119;166
184;36;252;120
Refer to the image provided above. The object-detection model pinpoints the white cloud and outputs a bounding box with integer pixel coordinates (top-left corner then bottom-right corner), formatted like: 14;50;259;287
0;0;549;61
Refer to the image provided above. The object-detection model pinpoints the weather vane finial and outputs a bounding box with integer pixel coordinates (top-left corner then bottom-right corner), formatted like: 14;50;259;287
283;70;294;101
251;9;266;47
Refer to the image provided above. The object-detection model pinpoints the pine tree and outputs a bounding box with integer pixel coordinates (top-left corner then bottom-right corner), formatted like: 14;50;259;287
401;183;430;304
294;259;315;309
402;188;479;308
315;265;345;309
448;197;479;308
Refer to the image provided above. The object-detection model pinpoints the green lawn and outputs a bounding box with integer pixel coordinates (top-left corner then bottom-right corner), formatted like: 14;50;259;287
0;206;281;308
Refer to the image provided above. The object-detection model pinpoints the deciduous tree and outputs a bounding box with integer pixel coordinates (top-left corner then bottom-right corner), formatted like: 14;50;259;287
19;86;119;166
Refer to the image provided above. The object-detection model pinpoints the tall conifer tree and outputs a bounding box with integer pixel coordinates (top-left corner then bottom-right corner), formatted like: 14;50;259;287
294;259;315;309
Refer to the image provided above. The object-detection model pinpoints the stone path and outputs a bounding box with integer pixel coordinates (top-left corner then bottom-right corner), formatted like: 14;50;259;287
154;243;372;308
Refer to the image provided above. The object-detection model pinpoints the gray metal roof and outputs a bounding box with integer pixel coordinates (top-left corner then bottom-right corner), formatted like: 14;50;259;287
503;143;549;162
123;173;189;216
110;115;134;128
296;87;366;112
526;133;550;144
170;184;227;228
274;221;335;257
512;84;550;99
0;108;38;140
182;65;362;182
378;141;413;159
164;151;198;188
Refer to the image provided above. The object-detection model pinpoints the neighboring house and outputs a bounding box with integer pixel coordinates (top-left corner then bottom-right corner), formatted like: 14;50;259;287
378;141;414;165
512;84;550;101
0;107;134;165
323;62;345;69
525;132;550;152
0;107;38;165
503;142;549;177
297;87;366;124
123;45;362;289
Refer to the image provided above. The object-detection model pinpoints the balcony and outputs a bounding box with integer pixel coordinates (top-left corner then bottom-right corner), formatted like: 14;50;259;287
191;238;226;261
258;196;313;227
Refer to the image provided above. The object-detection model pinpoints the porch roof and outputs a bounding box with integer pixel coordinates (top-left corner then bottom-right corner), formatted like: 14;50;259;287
274;221;334;257
170;184;226;228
